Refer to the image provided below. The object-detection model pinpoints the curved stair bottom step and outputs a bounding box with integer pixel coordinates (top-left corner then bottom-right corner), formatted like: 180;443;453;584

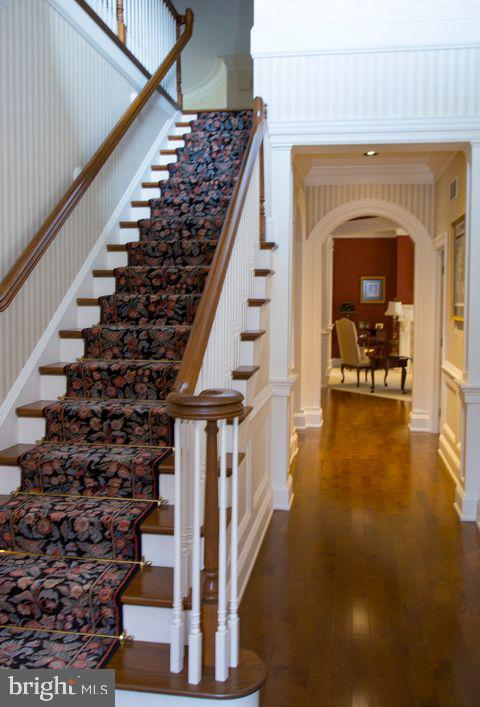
110;641;265;706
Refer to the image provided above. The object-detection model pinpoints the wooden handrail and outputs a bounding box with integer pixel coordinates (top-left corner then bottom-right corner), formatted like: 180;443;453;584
172;96;267;395
0;7;193;312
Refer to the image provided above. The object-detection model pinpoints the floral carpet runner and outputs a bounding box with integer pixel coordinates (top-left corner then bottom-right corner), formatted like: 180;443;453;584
0;110;252;668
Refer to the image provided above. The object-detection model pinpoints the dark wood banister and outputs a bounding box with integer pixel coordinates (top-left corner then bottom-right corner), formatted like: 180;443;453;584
0;7;193;313
172;96;267;396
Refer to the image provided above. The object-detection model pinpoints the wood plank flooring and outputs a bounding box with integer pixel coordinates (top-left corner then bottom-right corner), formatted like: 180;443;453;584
240;389;480;707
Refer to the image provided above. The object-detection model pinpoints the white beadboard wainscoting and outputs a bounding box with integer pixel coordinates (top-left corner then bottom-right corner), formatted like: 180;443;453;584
253;48;480;128
0;0;176;405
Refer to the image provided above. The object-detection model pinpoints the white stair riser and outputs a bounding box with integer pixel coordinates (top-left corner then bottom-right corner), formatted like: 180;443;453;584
41;375;66;400
167;139;184;150
122;605;190;644
0;466;20;494
174;125;191;136
61;338;84;361
257;248;273;269
128;206;150;220
77;305;100;328
232;375;259;407
246;307;261;330
116;227;140;244
140;186;161;201
239;338;264;367
158;153;177;166
107;251;128;269
93;276;115;298
252;277;267;299
149;170;169;183
18;417;45;444
142;533;174;567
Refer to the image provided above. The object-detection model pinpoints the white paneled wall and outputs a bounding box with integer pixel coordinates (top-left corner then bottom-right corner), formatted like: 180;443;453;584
0;0;173;402
305;183;435;237
254;48;480;124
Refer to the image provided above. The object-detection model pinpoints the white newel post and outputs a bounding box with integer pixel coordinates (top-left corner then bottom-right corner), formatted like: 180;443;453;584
268;145;295;510
459;142;480;522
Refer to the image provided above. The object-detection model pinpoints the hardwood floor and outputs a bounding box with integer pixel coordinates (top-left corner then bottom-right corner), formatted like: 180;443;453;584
240;389;480;707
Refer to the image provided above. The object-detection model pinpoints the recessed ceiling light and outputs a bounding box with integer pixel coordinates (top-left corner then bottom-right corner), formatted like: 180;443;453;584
364;150;378;157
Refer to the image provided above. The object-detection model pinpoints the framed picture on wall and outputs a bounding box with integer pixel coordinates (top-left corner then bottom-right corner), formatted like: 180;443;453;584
451;215;465;322
360;276;385;304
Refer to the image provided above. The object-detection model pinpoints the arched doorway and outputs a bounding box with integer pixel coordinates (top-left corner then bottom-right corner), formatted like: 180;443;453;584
298;198;438;432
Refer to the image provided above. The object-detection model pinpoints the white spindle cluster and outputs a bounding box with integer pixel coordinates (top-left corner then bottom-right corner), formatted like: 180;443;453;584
124;0;178;100
85;0;179;103
170;153;261;683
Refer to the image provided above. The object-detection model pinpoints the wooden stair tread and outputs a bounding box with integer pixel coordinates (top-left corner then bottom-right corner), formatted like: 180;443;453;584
160;149;177;155
248;298;270;307
59;329;84;339
254;268;274;277
260;241;277;250
107;642;266;699
39;362;69;375
120;221;140;228
240;330;265;341
93;269;114;278
232;366;259;380
151;165;169;171
0;444;36;466
141;505;174;535
131;200;149;207
107;244;127;252
175;121;191;127
16;401;53;418
77;297;99;306
168;135;184;141
120;566;187;608
142;182;161;188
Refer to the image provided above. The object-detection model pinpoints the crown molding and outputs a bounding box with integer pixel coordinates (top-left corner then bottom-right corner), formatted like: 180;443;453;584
305;163;434;186
251;17;480;58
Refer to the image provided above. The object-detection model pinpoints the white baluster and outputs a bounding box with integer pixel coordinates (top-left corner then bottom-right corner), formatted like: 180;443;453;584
170;418;185;673
215;419;229;681
188;421;203;684
229;416;240;666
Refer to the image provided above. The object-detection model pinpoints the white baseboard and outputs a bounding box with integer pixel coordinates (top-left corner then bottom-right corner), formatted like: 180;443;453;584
0;109;178;449
409;409;434;433
294;407;323;429
272;473;294;510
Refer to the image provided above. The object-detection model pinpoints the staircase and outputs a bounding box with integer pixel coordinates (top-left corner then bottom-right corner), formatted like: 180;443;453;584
0;107;270;702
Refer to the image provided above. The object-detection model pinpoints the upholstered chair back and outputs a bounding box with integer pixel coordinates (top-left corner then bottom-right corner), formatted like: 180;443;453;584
335;318;362;366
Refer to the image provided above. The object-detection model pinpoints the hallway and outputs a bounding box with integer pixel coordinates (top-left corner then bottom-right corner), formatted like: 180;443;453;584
240;390;480;707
